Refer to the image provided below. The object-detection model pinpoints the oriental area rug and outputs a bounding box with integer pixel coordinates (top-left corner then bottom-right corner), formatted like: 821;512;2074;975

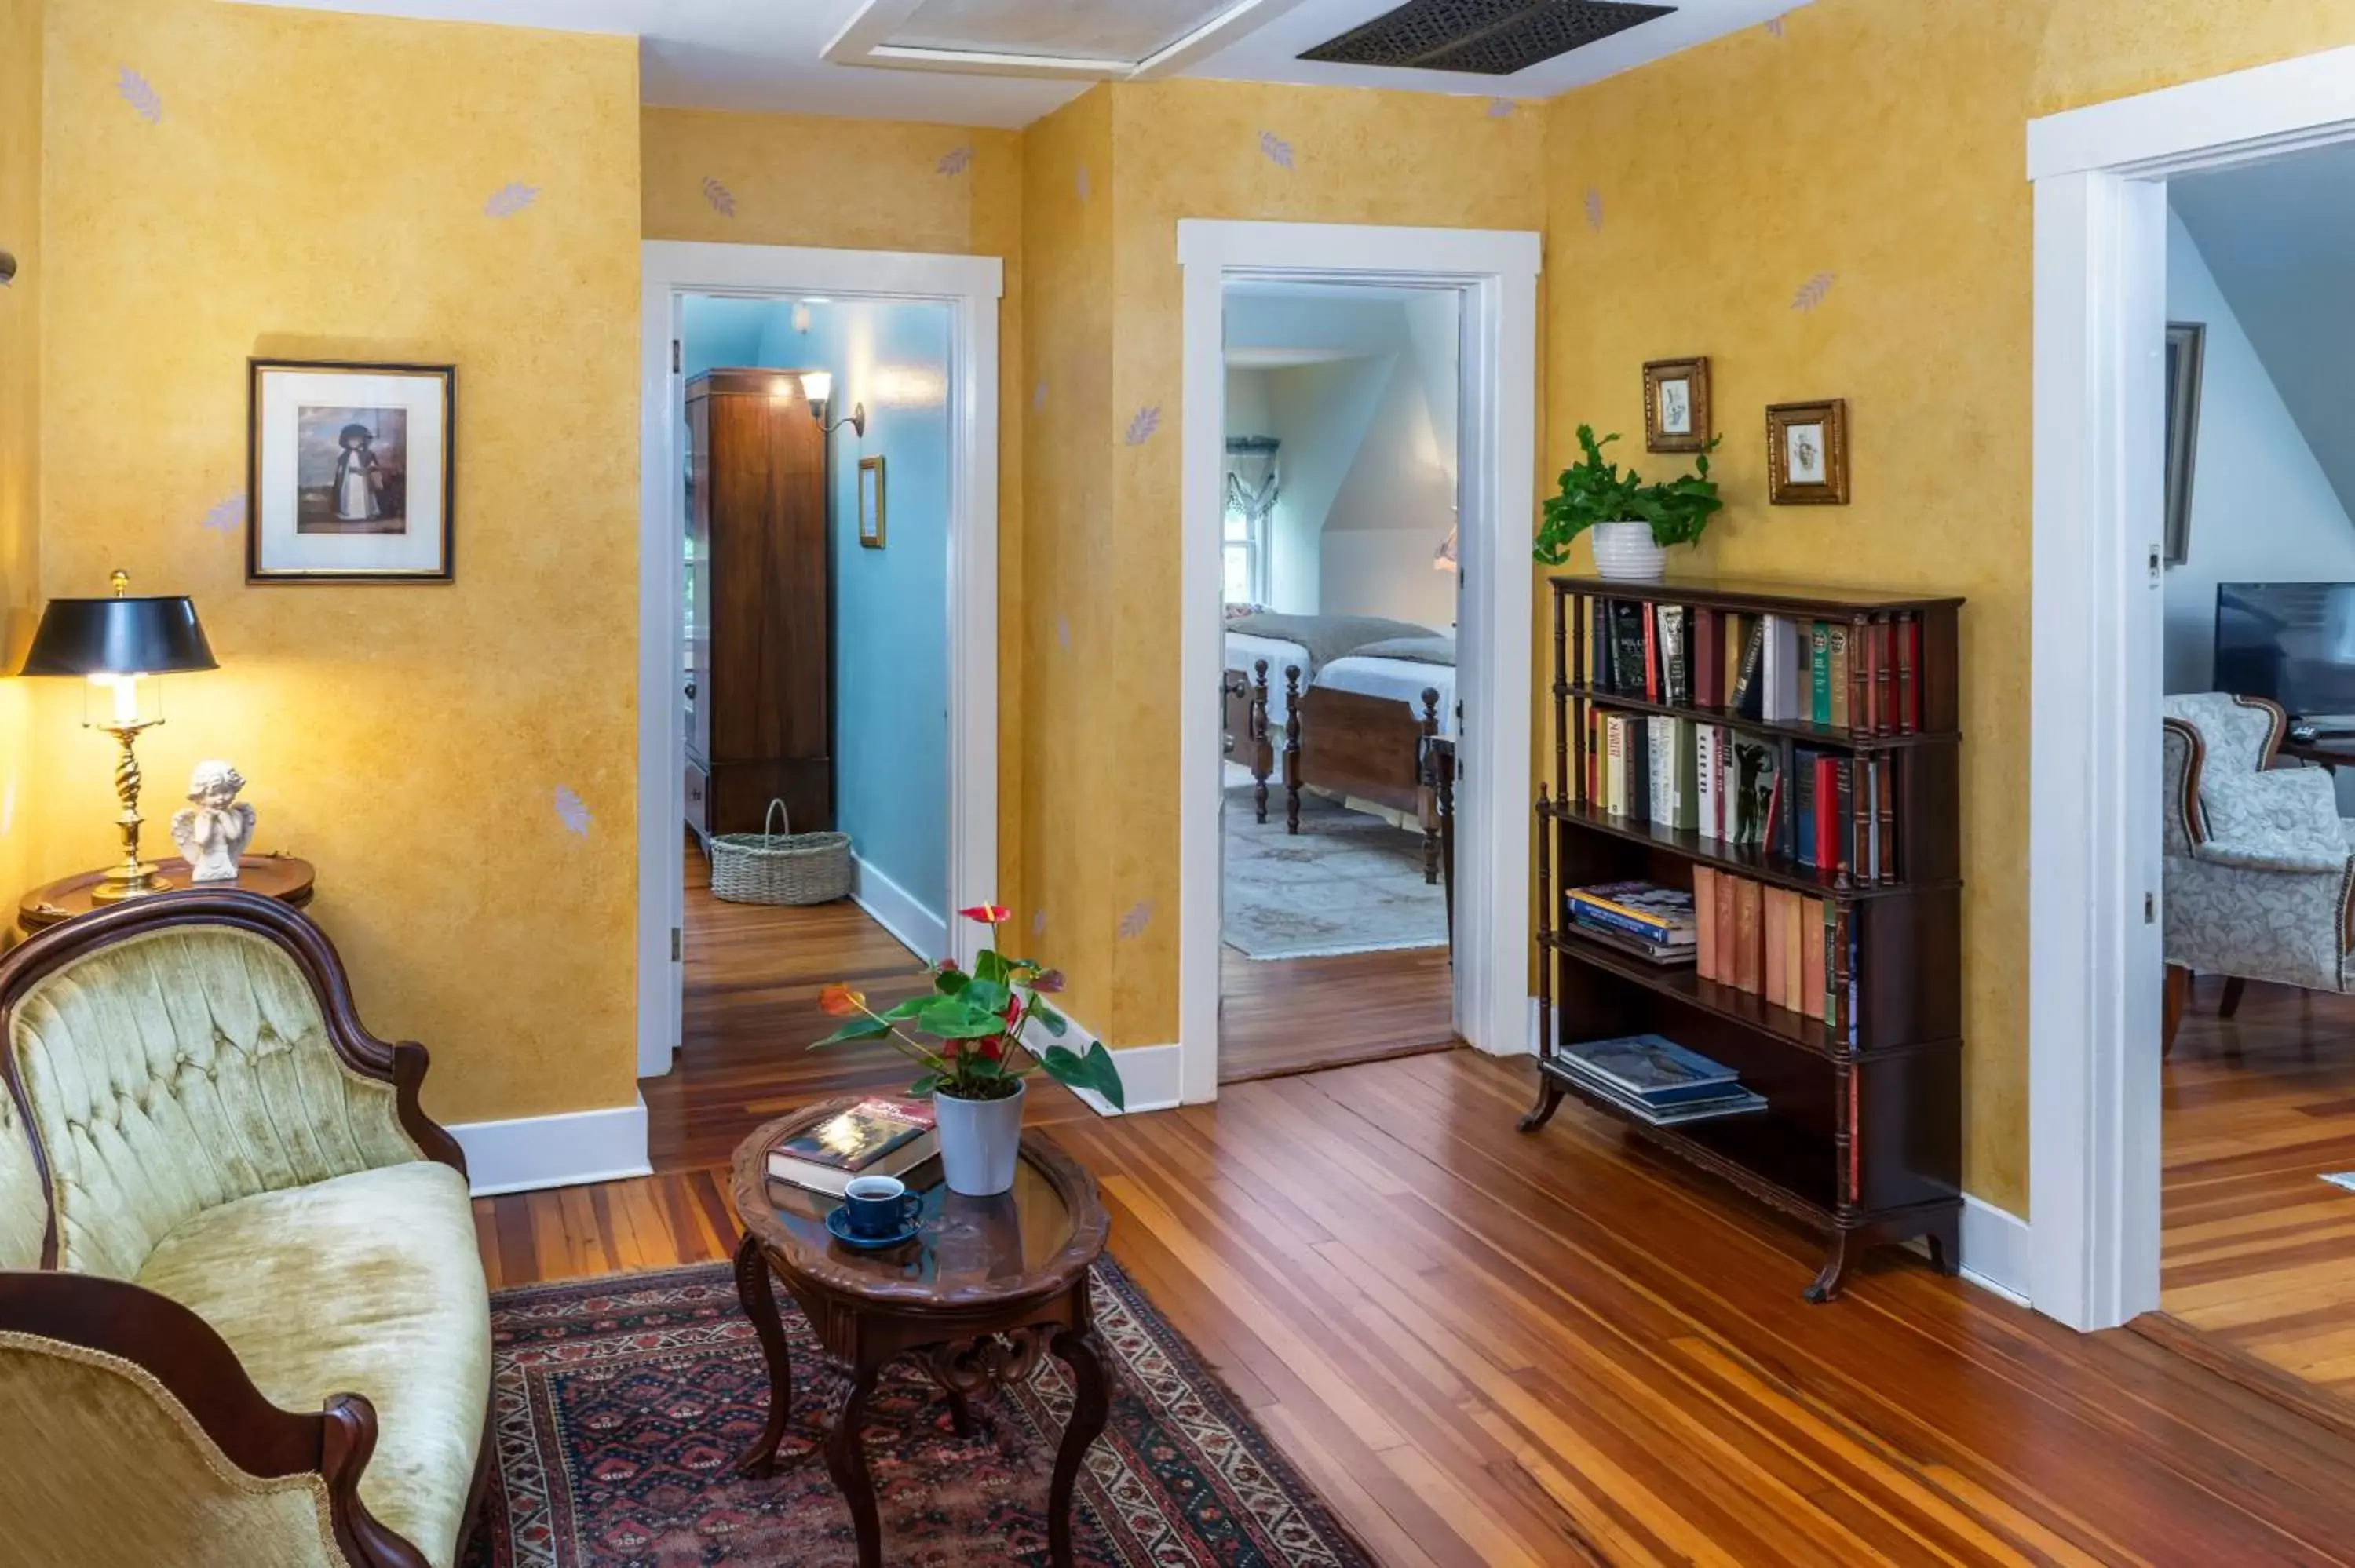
1222;783;1448;961
461;1258;1375;1566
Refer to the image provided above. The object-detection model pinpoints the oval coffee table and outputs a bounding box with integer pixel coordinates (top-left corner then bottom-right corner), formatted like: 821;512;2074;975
728;1099;1112;1568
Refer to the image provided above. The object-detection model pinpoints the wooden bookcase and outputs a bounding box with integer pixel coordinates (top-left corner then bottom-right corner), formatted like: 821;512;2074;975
1523;574;1965;1301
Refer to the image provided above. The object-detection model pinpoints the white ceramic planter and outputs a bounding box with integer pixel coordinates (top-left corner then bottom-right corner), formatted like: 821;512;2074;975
935;1076;1027;1196
1590;520;1668;582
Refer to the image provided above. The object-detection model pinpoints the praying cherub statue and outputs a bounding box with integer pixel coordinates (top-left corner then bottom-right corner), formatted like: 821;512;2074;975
170;760;256;882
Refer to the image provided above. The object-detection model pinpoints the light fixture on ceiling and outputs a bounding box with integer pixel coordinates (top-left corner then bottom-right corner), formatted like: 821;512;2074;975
827;0;1313;82
798;370;867;439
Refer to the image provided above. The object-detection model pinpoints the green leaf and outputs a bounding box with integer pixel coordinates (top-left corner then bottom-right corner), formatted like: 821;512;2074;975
810;1017;890;1048
882;995;932;1021
918;997;1010;1039
933;965;970;996
975;949;1006;986
1039;1041;1125;1111
1031;1001;1070;1038
907;1073;941;1097
962;978;1013;1015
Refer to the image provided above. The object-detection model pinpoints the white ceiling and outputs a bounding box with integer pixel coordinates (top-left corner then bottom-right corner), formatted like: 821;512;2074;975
226;0;1811;129
2171;144;2355;520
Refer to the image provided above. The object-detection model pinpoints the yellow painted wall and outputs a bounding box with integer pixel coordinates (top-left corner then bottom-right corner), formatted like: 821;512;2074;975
0;0;38;939
32;0;643;1126
641;106;1031;934
1543;0;2355;1213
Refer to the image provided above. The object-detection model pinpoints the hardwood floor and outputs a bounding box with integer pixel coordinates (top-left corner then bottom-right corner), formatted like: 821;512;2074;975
488;1045;2355;1564
1218;943;1457;1084
2163;973;2355;1403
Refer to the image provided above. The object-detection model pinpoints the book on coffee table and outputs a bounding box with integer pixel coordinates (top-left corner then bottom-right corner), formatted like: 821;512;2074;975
767;1098;938;1198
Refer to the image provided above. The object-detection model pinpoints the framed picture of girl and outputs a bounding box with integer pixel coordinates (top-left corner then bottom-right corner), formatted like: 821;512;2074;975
247;359;455;582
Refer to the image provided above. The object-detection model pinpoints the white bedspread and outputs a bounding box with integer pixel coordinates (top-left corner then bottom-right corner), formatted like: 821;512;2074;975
1225;630;1455;735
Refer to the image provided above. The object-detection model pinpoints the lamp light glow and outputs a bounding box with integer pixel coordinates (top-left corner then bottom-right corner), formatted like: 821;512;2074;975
800;370;833;408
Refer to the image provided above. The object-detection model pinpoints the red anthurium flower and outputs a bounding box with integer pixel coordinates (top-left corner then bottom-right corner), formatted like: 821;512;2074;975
1031;968;1065;994
817;983;867;1018
958;903;1012;924
977;1035;1005;1062
1002;994;1023;1027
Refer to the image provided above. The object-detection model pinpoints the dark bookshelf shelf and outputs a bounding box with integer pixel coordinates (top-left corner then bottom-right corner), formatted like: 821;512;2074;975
1557;682;1959;752
1547;573;1964;616
1539;798;1954;902
1539;1059;1838;1220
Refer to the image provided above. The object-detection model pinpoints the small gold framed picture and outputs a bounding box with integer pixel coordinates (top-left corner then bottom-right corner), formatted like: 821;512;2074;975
1643;357;1710;453
857;455;886;549
1765;399;1849;505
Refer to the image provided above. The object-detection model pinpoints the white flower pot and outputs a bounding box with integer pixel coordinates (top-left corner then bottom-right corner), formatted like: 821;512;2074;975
1590;520;1668;582
934;1076;1027;1196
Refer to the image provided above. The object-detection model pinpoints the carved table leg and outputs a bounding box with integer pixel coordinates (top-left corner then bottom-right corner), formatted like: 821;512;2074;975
1047;1328;1110;1568
826;1360;885;1568
947;1387;977;1439
732;1232;798;1478
1806;1231;1857;1304
1517;1074;1565;1133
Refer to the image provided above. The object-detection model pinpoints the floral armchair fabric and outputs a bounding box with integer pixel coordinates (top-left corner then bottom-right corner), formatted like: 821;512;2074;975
2161;694;2355;1012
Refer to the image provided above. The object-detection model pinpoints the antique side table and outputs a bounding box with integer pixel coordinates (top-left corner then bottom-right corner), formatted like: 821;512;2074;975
728;1099;1112;1568
16;854;316;936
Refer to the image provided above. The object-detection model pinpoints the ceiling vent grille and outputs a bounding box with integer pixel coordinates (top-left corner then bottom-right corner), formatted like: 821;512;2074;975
1300;0;1675;75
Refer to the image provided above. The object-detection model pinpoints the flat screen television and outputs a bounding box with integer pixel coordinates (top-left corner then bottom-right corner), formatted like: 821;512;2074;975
2214;583;2355;723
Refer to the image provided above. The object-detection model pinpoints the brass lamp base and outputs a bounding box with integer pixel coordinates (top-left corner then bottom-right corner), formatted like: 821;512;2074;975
89;717;169;905
88;865;173;903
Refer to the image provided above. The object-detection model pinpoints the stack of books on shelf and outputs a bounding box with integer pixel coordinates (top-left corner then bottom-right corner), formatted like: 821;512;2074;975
766;1097;938;1198
1693;866;1857;1040
1562;880;1696;965
1551;1033;1767;1126
1568;593;1926;734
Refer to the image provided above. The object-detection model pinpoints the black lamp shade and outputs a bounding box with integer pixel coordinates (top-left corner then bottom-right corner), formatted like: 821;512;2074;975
20;595;217;676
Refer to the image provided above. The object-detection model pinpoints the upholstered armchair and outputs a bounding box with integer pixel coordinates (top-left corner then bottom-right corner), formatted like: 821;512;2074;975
2160;694;2355;1052
0;892;491;1567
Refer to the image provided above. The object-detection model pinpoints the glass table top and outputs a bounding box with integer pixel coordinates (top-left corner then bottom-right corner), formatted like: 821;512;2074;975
751;1149;1081;1294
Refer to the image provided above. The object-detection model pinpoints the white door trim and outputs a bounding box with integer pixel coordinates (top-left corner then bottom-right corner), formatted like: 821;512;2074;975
2026;47;2355;1329
637;240;1003;1079
1175;220;1542;1104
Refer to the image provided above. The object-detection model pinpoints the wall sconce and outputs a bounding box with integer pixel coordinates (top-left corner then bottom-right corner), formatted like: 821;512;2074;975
798;370;866;438
0;251;16;286
1432;523;1459;571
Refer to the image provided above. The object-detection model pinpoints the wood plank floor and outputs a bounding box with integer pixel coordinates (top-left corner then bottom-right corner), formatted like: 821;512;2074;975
487;1046;2355;1564
2163;974;2355;1402
1218;943;1457;1084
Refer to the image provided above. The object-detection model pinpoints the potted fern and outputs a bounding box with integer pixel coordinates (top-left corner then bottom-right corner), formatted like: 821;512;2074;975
1534;425;1722;582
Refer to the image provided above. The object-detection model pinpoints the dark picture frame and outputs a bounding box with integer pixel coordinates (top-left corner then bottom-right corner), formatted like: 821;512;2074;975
858;455;886;549
1765;398;1850;505
247;359;456;582
2163;322;2206;567
1643;356;1711;453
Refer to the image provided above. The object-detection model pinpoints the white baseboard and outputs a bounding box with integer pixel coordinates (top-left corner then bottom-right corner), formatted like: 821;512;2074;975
1955;1194;2031;1305
447;1094;652;1197
1021;1010;1181;1118
850;854;949;962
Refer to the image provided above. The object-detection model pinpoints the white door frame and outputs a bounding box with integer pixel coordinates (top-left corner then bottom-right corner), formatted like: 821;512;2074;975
637;240;1003;1078
2026;45;2355;1329
1175;220;1542;1103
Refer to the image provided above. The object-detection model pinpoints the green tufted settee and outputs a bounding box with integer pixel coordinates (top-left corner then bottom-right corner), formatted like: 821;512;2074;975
0;891;492;1567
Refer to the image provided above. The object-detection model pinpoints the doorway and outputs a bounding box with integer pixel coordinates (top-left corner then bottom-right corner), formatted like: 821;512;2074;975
636;242;1002;1085
1175;220;1541;1101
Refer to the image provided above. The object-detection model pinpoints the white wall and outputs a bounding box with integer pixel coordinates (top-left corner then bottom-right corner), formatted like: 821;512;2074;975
2162;210;2355;695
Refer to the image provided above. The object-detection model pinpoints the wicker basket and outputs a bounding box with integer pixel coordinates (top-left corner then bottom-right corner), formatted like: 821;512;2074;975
709;800;852;906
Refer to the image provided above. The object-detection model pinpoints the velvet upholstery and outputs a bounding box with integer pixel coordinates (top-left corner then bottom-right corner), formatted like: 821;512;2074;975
0;1086;45;1271
5;925;422;1279
0;1330;348;1566
136;1160;489;1568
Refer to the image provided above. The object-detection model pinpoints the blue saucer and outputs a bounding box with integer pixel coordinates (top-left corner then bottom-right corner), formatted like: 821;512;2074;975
825;1203;922;1251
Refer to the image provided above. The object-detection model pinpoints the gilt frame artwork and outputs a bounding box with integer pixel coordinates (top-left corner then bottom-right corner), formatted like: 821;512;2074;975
1643;357;1711;453
248;359;455;582
1765;398;1849;505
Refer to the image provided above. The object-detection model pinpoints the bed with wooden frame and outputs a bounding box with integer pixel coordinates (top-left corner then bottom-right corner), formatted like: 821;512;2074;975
1221;633;1451;884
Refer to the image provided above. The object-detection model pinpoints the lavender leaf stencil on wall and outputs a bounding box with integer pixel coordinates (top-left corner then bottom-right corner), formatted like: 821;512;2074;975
1487;98;1515;118
483;182;539;218
1119;901;1154;940
1076;164;1091;202
1258;130;1293;170
553;786;593;837
1791;271;1837;311
1033;378;1048;412
702;176;736;217
1583;188;1603;232
937;145;973;177
1031;909;1047;937
1764;15;1785;35
115;65;162;124
199;491;244;534
1055;614;1072;654
1124;406;1161;447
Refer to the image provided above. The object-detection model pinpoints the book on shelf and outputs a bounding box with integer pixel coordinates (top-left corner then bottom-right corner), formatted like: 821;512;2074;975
1641;601;1660;702
1730;615;1767;720
1693;866;1718;980
1762;885;1788;1009
1553;1055;1770;1125
1809;622;1833;726
1564;880;1697;945
1827;623;1851;728
767;1097;939;1197
1693;607;1720;709
1568;916;1698;966
1688;869;1853;1032
1556;1033;1742;1106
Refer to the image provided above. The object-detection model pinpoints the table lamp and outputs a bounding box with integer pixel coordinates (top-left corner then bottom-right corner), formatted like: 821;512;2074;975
21;571;217;902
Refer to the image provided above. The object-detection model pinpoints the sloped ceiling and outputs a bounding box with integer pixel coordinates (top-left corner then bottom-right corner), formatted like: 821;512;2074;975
2171;145;2355;523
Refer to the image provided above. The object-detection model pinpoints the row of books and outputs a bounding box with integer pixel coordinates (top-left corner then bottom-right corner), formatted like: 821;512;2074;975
1550;1033;1767;1127
1568;593;1927;735
1692;866;1857;1034
1569;705;1902;881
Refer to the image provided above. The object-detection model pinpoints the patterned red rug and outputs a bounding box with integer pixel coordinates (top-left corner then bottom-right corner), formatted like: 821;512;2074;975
461;1258;1375;1566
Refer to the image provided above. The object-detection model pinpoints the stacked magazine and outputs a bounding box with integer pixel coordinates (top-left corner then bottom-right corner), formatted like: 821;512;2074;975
1562;881;1698;966
1552;1034;1766;1126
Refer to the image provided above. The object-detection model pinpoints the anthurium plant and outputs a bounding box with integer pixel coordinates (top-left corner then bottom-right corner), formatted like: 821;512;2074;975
813;903;1126;1109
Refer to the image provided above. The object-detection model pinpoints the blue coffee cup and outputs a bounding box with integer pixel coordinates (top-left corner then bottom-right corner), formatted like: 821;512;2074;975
842;1175;922;1239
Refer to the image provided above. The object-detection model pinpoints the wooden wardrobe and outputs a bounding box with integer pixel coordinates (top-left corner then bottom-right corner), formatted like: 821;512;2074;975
685;368;832;839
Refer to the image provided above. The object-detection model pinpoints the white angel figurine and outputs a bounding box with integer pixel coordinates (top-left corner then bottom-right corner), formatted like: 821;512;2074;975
170;760;257;882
